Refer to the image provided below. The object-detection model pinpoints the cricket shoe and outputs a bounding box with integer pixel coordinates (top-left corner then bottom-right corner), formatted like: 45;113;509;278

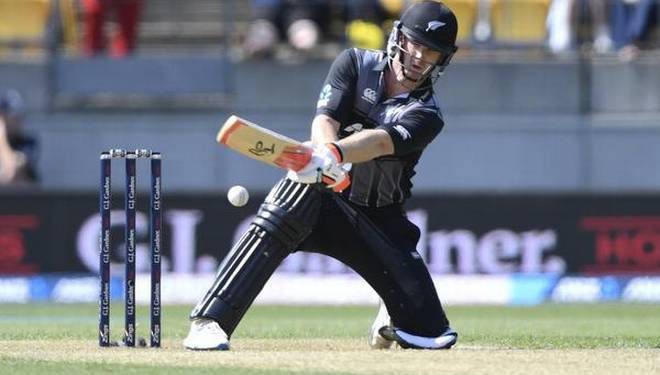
183;318;230;350
378;325;457;350
368;300;394;349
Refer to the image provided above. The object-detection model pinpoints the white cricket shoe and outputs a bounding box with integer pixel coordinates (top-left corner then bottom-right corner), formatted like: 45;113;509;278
183;318;230;350
368;300;394;349
379;325;458;350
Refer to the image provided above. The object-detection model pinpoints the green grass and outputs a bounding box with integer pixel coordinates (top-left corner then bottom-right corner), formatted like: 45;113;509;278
0;358;347;375
1;303;659;374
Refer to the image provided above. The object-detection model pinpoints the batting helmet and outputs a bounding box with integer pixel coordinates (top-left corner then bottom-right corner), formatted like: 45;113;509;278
386;1;459;82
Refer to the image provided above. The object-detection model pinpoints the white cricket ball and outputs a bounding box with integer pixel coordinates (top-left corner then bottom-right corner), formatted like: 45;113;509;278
227;185;249;207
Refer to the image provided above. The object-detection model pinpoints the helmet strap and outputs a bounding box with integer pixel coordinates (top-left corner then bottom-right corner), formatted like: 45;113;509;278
389;34;440;91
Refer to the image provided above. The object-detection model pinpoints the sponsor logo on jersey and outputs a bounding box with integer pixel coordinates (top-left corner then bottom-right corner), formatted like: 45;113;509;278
393;125;411;140
343;123;364;134
426;21;446;32
361;88;377;104
317;84;332;108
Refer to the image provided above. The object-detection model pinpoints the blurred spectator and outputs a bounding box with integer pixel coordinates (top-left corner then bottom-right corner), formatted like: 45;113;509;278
474;0;493;43
243;0;332;57
0;90;38;186
587;0;614;53
547;0;573;52
81;0;143;58
547;0;613;54
345;0;409;50
611;0;657;58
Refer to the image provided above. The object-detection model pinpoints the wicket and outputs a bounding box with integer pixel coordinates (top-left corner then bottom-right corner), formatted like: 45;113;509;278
99;149;162;348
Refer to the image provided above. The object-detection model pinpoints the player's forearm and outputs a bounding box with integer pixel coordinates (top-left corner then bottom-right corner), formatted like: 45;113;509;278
311;114;340;145
310;115;394;163
336;129;394;163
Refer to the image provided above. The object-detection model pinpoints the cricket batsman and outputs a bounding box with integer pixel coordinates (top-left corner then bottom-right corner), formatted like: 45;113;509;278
184;1;459;350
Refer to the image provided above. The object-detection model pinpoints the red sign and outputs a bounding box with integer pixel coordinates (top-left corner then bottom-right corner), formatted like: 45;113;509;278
0;215;40;274
580;216;660;274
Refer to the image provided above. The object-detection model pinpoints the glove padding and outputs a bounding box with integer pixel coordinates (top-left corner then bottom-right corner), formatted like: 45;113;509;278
286;143;351;192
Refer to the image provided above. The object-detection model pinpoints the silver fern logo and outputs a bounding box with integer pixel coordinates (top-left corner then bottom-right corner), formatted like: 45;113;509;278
426;21;446;32
384;104;407;124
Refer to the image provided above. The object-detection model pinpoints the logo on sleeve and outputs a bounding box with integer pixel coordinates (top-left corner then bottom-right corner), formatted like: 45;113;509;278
426;21;446;32
361;88;377;104
317;84;332;108
393;125;411;140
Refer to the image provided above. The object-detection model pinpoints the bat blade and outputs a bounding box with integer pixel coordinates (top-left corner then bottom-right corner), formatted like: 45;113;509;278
217;115;312;171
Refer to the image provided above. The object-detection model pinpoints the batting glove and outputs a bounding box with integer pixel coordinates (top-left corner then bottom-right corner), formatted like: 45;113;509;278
287;143;351;192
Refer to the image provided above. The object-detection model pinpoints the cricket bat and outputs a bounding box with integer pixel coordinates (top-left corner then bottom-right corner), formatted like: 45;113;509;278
217;115;312;172
216;115;350;191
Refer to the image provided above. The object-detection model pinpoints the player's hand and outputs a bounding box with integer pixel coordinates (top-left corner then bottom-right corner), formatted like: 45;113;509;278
287;143;351;192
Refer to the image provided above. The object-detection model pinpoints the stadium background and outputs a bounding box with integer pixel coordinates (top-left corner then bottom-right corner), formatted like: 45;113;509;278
1;0;659;307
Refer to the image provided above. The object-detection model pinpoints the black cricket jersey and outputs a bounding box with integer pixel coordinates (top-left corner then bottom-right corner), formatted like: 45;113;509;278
315;48;445;207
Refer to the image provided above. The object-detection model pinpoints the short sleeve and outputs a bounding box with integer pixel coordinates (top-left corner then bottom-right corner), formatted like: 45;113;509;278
315;48;358;122
378;109;444;155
